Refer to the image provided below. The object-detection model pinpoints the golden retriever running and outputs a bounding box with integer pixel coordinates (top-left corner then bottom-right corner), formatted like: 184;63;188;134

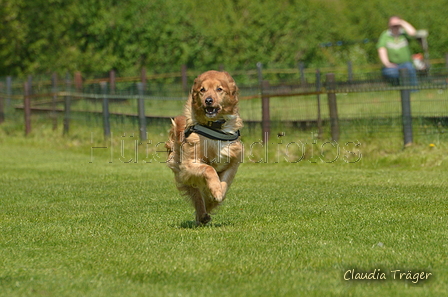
166;71;243;225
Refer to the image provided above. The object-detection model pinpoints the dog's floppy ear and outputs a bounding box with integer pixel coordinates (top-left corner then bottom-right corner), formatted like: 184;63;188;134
190;76;202;96
222;71;238;97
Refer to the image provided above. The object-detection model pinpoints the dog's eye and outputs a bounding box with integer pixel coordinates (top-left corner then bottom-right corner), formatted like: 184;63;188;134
199;87;206;93
216;87;223;92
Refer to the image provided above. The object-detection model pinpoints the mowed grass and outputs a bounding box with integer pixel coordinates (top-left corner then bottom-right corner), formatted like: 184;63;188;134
0;134;447;296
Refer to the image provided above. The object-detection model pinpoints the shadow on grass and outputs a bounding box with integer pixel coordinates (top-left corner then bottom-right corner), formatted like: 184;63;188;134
174;220;233;229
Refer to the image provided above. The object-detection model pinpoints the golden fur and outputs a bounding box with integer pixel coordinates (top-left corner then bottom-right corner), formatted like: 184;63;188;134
166;71;243;225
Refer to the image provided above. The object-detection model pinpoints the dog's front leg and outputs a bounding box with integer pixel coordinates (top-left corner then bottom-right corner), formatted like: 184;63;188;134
180;163;223;202
180;141;224;202
204;165;225;201
202;164;224;202
217;142;243;198
218;161;240;199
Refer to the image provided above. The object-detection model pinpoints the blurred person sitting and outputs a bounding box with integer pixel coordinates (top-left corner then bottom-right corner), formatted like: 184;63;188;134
376;16;418;86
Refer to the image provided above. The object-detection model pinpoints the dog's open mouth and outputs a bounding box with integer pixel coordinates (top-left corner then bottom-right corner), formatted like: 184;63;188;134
205;106;220;118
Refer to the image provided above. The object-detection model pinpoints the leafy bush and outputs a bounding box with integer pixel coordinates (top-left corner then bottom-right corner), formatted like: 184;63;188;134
1;0;447;77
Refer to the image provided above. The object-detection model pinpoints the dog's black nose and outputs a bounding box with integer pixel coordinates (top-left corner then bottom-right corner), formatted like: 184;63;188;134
205;97;213;105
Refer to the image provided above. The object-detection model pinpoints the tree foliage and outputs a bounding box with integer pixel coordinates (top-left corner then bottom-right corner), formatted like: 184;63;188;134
1;0;447;77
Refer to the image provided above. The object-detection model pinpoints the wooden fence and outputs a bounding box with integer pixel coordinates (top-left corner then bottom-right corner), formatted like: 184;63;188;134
1;62;448;147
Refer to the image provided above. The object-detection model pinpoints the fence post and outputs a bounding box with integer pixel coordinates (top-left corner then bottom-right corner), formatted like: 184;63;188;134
399;68;413;147
256;62;270;141
140;67;146;91
326;73;339;142
100;82;111;139
63;73;71;135
51;73;58;130
0;82;4;124
74;71;82;93
347;60;353;83
137;82;147;141
6;76;12;108
24;81;31;136
181;64;188;94
261;80;270;143
316;69;322;138
109;70;116;96
27;75;33;96
445;53;448;70
298;62;306;85
256;62;263;88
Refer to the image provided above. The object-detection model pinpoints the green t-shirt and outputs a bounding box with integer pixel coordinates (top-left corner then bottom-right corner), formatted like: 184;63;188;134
376;30;413;64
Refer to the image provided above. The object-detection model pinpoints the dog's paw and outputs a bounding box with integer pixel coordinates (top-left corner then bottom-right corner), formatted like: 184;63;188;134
197;213;212;225
209;185;223;202
213;193;223;202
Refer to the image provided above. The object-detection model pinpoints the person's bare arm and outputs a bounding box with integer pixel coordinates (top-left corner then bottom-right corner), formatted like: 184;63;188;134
378;47;397;68
399;19;416;37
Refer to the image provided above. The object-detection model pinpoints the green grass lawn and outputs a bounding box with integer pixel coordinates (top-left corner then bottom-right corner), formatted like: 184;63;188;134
1;129;447;296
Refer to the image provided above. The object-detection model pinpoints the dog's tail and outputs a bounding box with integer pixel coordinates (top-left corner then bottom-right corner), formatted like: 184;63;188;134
165;115;187;153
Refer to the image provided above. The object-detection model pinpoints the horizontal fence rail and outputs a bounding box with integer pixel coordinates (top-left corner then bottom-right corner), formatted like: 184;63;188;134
1;62;448;148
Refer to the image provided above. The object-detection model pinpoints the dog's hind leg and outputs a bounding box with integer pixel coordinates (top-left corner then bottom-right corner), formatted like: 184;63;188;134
186;187;211;225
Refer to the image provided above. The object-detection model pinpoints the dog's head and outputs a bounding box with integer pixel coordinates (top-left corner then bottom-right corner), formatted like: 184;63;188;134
189;70;239;124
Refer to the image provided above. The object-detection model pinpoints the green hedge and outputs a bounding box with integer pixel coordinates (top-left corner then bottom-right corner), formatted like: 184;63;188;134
1;0;447;77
